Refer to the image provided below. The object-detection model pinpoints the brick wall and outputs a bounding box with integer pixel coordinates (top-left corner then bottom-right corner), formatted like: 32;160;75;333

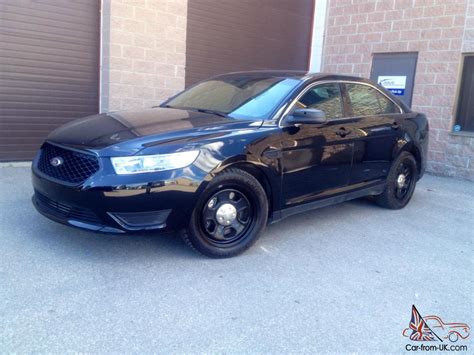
463;0;474;52
101;0;187;112
322;0;474;180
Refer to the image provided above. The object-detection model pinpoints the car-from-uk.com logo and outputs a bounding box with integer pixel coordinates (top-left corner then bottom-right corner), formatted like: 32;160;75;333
403;305;470;352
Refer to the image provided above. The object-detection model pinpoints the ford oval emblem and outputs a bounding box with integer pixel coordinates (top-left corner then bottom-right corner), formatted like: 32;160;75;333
50;156;64;167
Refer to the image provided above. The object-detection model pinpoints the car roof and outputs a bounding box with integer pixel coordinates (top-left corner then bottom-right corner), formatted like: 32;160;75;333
211;70;411;113
213;70;368;83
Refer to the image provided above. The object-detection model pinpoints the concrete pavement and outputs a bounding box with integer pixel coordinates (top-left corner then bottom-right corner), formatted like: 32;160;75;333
0;167;472;353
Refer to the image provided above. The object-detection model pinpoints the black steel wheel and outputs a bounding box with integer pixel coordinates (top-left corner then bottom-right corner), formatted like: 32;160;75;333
180;168;268;258
394;162;413;200
201;189;253;246
375;151;418;209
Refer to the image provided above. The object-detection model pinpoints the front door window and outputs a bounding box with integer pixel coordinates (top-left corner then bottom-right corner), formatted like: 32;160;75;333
296;83;344;119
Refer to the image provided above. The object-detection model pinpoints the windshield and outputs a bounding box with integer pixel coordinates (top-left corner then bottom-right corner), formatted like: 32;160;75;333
163;76;301;120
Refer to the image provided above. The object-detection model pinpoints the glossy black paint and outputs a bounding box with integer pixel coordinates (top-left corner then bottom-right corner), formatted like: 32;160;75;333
32;72;429;233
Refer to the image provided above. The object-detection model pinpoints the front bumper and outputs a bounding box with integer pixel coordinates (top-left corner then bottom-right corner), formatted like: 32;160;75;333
32;157;208;233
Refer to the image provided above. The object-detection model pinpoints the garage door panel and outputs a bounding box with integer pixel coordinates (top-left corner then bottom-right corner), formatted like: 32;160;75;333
0;129;62;138
0;116;88;125
186;0;313;86
1;100;97;111
0;76;99;92
0;143;49;152
1;48;98;69
0;22;98;45
1;3;99;28
35;0;99;13
0;0;100;161
1;0;98;19
0;66;97;84
1;32;99;59
0;9;98;36
187;8;262;32
0;151;36;161
0;137;48;145
1;57;99;76
0;127;66;136
0;105;95;117
0;90;97;105
0;122;75;131
0;107;95;115
0;87;98;100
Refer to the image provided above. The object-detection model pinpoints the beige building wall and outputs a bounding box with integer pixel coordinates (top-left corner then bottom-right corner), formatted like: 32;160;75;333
322;0;474;180
100;0;187;112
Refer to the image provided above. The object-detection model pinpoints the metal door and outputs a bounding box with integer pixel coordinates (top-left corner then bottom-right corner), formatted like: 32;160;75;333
0;0;100;161
280;122;354;208
279;83;353;207
370;52;418;107
185;0;314;86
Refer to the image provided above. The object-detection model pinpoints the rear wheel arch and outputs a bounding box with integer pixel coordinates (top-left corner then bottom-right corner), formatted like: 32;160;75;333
376;151;417;209
411;146;422;174
394;142;422;177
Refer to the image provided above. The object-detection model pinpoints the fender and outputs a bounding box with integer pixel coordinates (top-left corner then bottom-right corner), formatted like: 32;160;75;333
199;152;283;223
392;113;429;178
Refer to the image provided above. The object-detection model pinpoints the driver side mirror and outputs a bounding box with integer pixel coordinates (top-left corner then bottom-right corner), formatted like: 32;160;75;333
286;108;327;125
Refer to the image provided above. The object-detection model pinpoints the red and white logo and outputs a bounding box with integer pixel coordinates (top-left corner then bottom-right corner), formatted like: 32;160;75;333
402;305;470;343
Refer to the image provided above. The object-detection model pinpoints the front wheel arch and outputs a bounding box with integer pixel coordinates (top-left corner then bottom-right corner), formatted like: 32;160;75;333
225;162;274;215
181;167;269;258
205;159;277;220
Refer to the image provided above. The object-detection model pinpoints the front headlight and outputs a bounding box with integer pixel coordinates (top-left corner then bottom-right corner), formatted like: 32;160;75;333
111;150;200;175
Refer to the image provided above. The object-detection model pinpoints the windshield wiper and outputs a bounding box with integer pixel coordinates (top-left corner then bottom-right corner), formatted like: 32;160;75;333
192;108;228;118
158;105;228;118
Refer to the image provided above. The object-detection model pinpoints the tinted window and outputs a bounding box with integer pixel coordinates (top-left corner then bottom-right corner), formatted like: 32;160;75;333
345;83;398;116
164;76;301;120
296;83;343;119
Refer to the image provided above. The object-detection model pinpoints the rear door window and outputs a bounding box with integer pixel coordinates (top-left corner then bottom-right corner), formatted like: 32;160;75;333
345;83;398;116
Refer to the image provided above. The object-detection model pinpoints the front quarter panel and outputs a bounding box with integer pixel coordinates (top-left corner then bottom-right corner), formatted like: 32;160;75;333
137;125;285;223
202;125;284;215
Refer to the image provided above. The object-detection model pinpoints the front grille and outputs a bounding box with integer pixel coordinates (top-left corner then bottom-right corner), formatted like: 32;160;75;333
34;191;101;225
37;143;99;184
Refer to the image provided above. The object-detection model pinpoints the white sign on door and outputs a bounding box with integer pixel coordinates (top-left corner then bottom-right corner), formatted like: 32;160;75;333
377;76;407;96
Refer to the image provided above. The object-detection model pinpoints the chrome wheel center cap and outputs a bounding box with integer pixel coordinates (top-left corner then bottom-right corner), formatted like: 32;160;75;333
216;203;237;226
397;174;406;188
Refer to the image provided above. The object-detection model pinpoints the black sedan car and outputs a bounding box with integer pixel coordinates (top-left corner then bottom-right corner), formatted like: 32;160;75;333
32;71;429;258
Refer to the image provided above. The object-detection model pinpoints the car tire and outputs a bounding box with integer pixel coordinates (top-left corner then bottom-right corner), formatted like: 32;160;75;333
375;151;418;210
449;332;459;342
180;168;268;258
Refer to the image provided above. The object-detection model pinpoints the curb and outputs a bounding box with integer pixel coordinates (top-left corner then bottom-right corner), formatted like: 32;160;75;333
0;161;32;168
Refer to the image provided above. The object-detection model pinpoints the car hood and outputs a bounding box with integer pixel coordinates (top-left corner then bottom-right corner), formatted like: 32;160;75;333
47;107;263;156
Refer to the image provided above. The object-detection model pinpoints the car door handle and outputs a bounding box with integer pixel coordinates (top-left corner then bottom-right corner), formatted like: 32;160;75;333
335;127;351;137
392;121;400;130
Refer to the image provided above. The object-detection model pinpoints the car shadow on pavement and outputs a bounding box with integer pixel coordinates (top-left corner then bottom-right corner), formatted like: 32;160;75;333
25;211;201;262
19;194;418;261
